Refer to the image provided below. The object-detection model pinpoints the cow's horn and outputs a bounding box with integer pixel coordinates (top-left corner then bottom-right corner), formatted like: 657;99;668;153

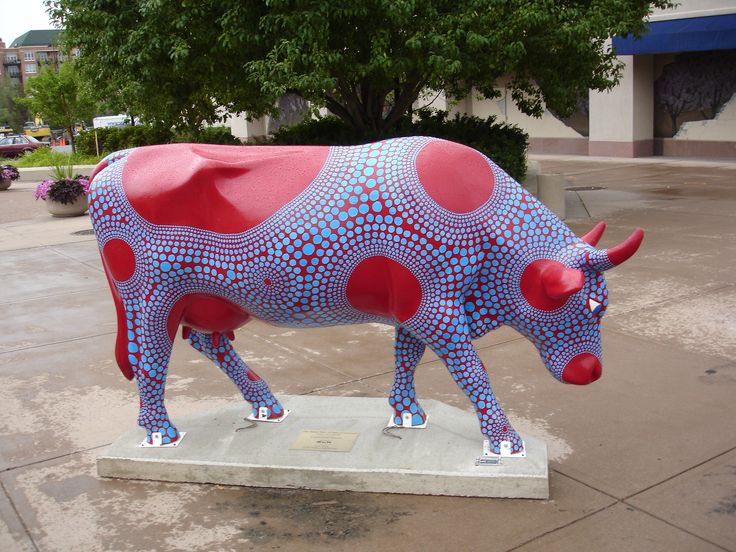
581;221;606;246
606;228;644;266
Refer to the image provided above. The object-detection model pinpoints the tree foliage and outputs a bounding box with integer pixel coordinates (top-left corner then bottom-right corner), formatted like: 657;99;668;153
47;0;672;134
0;76;29;131
17;61;96;151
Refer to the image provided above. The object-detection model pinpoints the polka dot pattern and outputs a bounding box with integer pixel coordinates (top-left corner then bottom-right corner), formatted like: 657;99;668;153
90;137;611;453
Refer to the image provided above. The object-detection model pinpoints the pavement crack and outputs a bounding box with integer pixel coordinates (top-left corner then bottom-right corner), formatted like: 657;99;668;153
2;443;112;474
620;502;733;552
0;479;40;552
502;502;612;552
574;190;592;218
0;331;116;356
623;443;736;502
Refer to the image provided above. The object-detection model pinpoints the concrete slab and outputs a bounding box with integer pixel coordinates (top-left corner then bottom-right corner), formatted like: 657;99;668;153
0;214;93;251
243;320;523;379
309;330;736;500
0;287;117;353
513;502;726;552
1;449;612;552
627;448;736;551
0;245;106;304
0;329;358;471
97;395;549;499
607;285;736;360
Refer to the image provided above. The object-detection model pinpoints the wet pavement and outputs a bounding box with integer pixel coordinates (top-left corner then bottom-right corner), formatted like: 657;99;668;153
1;157;735;551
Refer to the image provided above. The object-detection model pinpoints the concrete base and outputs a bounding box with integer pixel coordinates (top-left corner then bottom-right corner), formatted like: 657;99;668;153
98;395;549;499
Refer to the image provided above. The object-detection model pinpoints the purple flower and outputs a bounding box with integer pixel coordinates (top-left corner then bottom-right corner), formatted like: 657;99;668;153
1;165;20;181
34;179;52;200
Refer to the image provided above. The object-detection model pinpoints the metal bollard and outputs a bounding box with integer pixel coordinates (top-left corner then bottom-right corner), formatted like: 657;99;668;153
521;160;540;197
537;173;566;220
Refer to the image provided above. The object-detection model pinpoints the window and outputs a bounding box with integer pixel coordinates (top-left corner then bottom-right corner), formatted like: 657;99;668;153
7;66;19;76
38;52;48;62
24;51;34;61
6;54;17;63
25;63;37;74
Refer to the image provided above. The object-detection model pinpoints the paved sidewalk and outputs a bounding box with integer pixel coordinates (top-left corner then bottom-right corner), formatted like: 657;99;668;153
0;158;734;551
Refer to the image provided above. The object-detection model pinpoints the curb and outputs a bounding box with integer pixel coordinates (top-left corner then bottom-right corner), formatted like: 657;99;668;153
16;165;98;183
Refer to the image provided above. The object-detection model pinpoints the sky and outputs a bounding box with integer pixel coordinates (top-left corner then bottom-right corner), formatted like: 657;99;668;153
0;0;56;47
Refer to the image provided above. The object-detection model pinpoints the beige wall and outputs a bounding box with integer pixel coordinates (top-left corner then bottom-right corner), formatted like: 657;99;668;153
419;82;583;140
589;55;653;143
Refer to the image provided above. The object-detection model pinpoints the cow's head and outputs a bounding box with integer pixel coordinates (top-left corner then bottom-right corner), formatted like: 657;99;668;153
512;222;643;385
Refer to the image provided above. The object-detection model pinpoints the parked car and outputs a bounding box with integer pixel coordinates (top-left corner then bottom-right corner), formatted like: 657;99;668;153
0;135;47;158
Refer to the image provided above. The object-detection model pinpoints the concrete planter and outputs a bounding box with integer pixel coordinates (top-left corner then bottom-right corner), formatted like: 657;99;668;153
0;178;11;191
46;195;88;217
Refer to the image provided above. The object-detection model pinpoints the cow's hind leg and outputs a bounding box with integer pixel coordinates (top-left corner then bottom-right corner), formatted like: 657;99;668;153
187;329;286;420
389;327;427;427
132;311;180;445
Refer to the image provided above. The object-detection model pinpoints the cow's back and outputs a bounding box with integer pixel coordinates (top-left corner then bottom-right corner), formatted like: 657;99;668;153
118;143;330;234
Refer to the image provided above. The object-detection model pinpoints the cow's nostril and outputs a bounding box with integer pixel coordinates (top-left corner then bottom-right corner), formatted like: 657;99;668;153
561;353;602;385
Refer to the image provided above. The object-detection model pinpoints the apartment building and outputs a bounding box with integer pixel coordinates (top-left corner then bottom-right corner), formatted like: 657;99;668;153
0;29;77;88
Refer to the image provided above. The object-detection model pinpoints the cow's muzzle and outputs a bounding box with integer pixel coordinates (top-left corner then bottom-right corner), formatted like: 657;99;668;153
561;353;602;385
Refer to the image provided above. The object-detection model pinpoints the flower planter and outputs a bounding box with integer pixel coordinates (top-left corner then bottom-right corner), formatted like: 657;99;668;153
0;178;10;191
46;195;88;217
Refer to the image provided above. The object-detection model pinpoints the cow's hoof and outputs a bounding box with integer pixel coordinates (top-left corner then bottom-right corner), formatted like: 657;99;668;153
486;427;524;455
390;408;427;428
248;404;290;423
141;425;181;446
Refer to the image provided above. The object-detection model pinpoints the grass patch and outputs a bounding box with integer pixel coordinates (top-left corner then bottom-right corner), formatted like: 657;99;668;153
6;148;102;168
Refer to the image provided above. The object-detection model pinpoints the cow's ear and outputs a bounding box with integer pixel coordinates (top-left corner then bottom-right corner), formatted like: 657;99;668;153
521;260;584;310
541;264;584;300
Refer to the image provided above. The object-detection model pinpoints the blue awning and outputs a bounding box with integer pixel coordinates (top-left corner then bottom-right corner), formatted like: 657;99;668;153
613;14;736;55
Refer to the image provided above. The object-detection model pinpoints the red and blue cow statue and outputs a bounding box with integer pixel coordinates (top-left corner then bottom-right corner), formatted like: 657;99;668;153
89;137;642;454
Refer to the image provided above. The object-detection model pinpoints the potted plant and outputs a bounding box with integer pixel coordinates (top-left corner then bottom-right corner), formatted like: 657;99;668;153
34;162;90;217
1;165;20;191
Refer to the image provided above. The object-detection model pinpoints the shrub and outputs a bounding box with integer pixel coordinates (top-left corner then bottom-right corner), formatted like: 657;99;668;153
174;126;242;145
411;110;528;181
270;110;528;181
76;126;174;156
76;125;240;155
7;147;102;168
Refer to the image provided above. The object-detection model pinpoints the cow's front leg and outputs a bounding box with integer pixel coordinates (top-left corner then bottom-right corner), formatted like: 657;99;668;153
408;304;523;454
133;314;180;445
186;329;286;421
389;326;427;427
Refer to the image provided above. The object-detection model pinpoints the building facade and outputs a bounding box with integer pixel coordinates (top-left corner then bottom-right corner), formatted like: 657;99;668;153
0;29;75;88
449;0;736;158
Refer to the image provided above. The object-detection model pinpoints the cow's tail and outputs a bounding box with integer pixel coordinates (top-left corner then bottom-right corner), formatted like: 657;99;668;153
104;267;136;381
90;150;136;381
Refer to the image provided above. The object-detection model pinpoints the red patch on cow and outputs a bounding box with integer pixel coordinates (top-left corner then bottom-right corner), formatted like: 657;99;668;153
102;239;136;281
167;294;252;342
346;256;422;322
415;140;494;213
122;143;329;234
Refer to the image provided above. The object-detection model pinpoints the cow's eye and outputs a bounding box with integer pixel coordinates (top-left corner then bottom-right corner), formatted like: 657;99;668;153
588;298;603;315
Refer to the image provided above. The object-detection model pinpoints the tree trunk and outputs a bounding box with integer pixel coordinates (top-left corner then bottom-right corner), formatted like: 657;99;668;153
67;126;76;154
669;111;679;137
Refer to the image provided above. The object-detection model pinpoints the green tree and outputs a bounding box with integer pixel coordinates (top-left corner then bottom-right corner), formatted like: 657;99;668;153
47;0;672;135
17;61;96;152
0;76;29;131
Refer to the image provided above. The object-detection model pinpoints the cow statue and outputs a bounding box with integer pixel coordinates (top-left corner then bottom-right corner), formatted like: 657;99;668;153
88;137;642;455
